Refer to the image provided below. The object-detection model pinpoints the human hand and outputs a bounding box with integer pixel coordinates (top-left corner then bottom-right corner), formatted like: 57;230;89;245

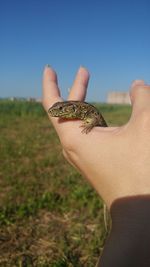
42;65;150;208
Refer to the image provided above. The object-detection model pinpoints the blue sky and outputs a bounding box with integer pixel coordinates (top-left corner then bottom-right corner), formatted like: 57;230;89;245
0;0;150;101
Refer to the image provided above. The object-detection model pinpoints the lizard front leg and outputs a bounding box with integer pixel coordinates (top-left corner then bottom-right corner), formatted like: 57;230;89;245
80;117;98;134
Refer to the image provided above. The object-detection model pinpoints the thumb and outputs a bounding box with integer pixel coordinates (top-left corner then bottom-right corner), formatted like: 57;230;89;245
130;80;150;117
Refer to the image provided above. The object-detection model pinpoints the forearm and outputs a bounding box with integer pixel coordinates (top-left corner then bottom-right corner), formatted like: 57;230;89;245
98;195;150;267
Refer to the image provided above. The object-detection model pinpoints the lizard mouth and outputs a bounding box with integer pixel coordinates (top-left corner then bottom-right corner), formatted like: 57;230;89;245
48;107;58;116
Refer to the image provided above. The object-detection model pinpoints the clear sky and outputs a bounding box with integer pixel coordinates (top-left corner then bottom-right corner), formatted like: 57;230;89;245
0;0;150;101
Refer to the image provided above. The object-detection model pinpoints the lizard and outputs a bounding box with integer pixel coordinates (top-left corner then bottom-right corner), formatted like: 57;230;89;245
48;100;107;133
48;100;109;232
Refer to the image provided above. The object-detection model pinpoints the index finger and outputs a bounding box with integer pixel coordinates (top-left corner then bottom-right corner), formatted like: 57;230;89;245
42;65;66;132
42;65;80;136
42;65;62;110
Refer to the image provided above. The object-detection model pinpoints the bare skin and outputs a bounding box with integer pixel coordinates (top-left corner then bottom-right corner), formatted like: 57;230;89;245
42;65;150;209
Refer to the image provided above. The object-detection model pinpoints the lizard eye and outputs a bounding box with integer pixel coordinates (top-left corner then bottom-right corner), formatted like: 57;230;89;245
59;106;63;110
72;105;76;112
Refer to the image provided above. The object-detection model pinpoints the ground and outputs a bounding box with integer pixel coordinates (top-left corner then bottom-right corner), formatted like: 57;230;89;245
0;101;131;267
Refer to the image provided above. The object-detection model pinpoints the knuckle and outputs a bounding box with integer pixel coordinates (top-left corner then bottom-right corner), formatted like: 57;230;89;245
62;146;76;163
130;85;150;101
62;149;78;170
60;131;77;151
61;136;75;151
62;149;69;160
137;109;150;128
61;134;79;161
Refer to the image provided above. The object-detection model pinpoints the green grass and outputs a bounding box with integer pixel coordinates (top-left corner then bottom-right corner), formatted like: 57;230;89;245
0;100;131;266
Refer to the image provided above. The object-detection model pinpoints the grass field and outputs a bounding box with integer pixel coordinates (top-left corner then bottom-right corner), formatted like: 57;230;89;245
0;100;131;267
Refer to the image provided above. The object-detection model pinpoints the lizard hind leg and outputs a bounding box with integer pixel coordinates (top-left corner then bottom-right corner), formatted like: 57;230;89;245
80;121;94;134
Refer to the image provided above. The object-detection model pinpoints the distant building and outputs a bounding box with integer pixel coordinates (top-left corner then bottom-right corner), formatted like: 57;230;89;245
27;97;36;102
107;91;130;104
7;97;42;102
9;97;26;101
35;98;42;102
10;97;17;101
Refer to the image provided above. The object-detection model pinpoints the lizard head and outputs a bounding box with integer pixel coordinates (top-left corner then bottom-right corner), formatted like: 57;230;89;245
48;101;79;118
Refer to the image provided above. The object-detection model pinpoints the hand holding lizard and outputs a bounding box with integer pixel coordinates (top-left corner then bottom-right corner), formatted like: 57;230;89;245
42;65;150;209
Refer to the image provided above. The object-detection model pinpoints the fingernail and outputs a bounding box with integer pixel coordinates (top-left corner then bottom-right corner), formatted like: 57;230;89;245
79;65;85;70
45;64;51;69
131;80;145;88
78;66;90;78
78;66;85;73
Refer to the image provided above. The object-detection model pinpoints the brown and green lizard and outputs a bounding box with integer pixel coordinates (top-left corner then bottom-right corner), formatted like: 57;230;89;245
48;101;107;133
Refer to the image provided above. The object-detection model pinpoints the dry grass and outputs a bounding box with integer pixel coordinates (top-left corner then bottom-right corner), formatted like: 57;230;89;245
0;100;131;266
